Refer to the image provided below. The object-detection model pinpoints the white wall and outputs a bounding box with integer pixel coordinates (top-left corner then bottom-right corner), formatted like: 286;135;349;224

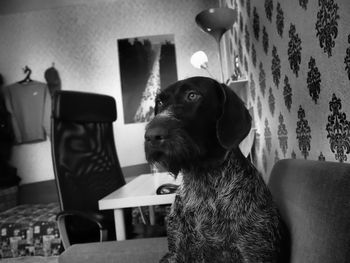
0;0;220;184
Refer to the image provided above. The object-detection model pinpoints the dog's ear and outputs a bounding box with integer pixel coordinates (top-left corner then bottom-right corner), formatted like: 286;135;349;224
216;83;252;150
154;95;161;115
154;101;159;115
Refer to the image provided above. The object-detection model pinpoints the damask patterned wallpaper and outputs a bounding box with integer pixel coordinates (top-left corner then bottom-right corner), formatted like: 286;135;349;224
223;0;350;179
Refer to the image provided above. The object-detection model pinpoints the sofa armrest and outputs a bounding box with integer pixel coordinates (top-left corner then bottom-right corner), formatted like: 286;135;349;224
58;237;168;263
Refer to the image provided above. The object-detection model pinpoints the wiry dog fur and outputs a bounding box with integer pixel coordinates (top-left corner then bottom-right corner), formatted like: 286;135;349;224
144;77;286;263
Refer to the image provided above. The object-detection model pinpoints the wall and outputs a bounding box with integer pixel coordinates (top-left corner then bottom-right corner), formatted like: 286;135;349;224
223;0;350;180
0;0;220;184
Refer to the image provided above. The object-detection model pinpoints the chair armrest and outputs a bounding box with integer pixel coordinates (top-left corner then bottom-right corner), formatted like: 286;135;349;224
56;210;110;250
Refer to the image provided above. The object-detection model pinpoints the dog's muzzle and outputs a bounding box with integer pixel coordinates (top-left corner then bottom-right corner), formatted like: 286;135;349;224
145;115;181;150
144;115;184;162
144;115;175;166
145;110;176;144
144;113;203;175
145;124;169;147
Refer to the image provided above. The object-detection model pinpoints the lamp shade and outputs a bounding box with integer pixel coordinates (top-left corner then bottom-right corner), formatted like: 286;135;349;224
190;51;208;69
195;7;237;42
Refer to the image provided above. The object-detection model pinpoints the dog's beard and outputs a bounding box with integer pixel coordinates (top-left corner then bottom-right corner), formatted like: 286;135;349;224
145;128;203;176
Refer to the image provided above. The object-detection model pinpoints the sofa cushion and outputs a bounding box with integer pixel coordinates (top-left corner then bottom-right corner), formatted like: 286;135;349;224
58;237;168;263
269;159;350;263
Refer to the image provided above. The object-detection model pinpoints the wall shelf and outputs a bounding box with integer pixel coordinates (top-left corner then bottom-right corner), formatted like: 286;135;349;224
227;78;248;104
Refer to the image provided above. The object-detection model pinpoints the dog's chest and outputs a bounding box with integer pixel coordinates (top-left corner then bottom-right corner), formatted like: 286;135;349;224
173;173;245;261
177;172;241;233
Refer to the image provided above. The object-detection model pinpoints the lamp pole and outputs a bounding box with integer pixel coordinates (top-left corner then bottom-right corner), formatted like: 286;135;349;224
195;7;237;83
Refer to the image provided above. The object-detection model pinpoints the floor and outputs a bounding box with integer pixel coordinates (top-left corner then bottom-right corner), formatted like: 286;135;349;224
1;256;58;263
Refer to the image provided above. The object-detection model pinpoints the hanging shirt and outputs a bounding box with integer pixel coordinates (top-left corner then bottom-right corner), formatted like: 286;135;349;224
2;81;51;144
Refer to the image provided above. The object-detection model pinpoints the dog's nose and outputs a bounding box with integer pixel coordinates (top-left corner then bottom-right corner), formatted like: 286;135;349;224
145;126;168;144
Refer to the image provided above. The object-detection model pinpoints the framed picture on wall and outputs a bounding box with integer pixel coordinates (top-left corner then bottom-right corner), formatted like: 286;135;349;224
118;34;178;124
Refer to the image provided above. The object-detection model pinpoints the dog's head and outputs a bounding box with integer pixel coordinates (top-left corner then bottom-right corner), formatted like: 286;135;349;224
144;77;251;175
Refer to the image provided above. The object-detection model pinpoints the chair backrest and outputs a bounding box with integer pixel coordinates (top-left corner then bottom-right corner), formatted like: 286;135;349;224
51;90;125;212
269;159;350;263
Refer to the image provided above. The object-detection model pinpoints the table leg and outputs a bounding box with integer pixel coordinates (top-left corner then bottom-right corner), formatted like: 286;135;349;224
114;209;126;241
149;206;155;225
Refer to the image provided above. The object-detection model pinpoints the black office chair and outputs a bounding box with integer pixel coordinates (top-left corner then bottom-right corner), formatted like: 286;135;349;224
51;90;133;249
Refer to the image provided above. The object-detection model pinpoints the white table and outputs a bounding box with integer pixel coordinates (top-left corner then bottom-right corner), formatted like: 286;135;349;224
98;172;180;241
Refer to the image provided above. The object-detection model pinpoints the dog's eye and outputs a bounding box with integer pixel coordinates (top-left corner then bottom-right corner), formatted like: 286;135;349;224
186;91;200;102
155;99;164;109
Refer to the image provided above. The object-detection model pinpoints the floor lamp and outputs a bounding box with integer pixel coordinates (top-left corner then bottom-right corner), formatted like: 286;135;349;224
195;7;237;83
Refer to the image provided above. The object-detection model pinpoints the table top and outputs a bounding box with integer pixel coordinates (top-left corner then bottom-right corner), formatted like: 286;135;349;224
98;172;180;210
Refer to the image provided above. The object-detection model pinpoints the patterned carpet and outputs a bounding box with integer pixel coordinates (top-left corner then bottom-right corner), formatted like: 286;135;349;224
1;256;58;263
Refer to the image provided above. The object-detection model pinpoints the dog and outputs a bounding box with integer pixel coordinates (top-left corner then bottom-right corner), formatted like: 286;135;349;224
144;77;286;263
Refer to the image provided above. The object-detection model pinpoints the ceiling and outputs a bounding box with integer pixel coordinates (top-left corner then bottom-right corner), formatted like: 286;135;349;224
0;0;114;15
